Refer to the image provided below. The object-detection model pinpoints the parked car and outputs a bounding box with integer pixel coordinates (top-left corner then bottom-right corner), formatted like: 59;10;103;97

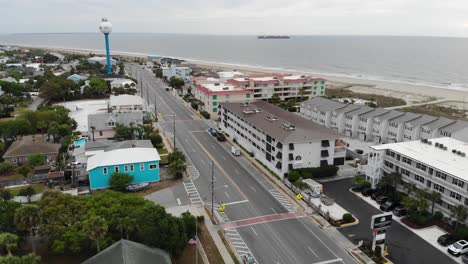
393;206;407;217
208;127;218;136
242;253;255;264
448;240;468;256
216;132;226;142
438;234;459;247
380;201;399;212
371;190;384;200
361;188;375;197
376;196;389;204
231;146;241;156
462;253;468;264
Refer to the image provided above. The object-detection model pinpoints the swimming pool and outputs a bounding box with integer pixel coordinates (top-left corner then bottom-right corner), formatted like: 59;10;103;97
73;138;87;148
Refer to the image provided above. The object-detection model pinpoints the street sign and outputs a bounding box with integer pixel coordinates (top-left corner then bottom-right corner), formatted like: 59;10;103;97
219;204;225;213
370;213;393;230
296;193;303;200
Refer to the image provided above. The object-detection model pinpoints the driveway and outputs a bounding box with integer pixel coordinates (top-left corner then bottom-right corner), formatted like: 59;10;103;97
322;178;456;264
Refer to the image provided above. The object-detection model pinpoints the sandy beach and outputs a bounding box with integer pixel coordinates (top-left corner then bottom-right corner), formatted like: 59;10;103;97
7;43;468;103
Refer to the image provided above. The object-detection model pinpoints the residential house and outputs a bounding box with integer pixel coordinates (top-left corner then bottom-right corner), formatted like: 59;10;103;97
86;148;160;190
87;56;117;66
67;74;88;83
419;117;455;140
3;135;61;165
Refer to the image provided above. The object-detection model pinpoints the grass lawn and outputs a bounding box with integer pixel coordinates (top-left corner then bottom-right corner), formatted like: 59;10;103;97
0;172;23;181
325;89;407;108
158;147;169;155
174;245;205;264
134;180;179;196
199;222;226;264
8;183;47;196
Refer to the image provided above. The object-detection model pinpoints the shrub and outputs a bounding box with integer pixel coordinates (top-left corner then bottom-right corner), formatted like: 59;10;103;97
0;162;15;175
109;172;134;192
288;170;300;182
342;213;354;224
293;179;309;190
148;133;163;148
374;245;382;258
433;211;444;221
294;166;338;179
457;226;468;240
200;111;210;119
190;102;198;110
183;94;190;102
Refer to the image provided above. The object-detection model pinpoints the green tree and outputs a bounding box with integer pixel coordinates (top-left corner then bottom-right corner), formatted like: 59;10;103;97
148;133;163;148
113;124;134;141
0;190;11;201
16;165;30;178
82;215;108;253
378;172;401;199
27;154;45;168
270;94;281;105
451;205;468;233
14;205;40;254
0;232;19;255
0;253;41;263
169;76;185;89
168;150;186;164
352;175;371;189
0;201;21;233
18;187;37;203
0;162;15;176
109;172;134;192
36;121;47;136
47;121;59;142
57;124;72;139
168;159;186;180
426;190;442;215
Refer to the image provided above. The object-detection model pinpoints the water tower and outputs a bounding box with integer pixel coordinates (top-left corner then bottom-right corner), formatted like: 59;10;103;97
99;18;113;75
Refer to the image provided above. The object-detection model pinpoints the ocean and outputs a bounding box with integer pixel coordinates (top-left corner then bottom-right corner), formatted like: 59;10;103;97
1;33;468;91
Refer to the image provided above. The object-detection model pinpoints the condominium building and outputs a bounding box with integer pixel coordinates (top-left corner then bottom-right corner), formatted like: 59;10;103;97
162;64;191;83
300;97;468;143
192;81;252;118
219;101;347;178
365;137;468;220
227;74;326;101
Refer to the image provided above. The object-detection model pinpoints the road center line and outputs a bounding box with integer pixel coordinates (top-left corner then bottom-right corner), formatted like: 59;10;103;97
225;192;230;199
223;199;249;206
250;186;257;192
250;226;258;236
307;246;318;257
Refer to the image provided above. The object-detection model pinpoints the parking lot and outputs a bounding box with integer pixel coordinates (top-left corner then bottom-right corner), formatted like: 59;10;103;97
322;178;457;264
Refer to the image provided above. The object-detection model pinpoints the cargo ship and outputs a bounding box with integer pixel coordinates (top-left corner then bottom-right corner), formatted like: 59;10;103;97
257;35;290;39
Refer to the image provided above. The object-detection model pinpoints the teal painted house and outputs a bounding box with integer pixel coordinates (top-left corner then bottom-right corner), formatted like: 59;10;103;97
86;148;160;190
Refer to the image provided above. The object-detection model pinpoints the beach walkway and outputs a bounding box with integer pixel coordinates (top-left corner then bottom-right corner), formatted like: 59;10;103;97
385;98;450;109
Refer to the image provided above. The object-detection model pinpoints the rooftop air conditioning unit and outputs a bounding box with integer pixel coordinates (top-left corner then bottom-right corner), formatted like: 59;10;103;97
214;83;220;86
457;151;462;155
222;87;229;90
282;122;296;131
435;142;440;147
453;149;457;153
443;146;448;150
266;116;278;121
462;153;466;157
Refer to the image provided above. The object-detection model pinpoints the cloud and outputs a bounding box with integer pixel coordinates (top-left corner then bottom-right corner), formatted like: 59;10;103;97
0;0;467;37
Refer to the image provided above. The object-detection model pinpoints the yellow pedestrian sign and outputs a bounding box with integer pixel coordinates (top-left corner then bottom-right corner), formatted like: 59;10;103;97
219;204;225;214
296;193;303;200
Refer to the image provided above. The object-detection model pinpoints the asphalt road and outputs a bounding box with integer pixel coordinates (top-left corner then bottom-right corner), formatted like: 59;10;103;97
322;178;457;264
128;64;357;264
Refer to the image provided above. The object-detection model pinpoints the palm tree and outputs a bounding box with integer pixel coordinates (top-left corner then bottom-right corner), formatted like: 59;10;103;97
83;215;108;253
14;205;40;254
378;172;402;199
451;205;468;233
403;182;416;196
0;232;19;255
90;126;96;142
121;216;137;240
426;190;442;215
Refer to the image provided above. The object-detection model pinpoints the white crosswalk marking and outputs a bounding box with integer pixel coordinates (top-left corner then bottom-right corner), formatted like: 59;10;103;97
187;165;199;180
183;179;203;205
269;189;297;213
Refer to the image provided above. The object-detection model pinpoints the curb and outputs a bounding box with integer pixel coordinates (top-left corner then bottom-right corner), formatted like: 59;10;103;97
340;217;360;228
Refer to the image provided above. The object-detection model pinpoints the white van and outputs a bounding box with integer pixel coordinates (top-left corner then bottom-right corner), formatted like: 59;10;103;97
231;146;241;156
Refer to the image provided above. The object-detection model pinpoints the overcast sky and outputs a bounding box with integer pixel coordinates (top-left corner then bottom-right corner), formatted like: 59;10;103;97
1;0;468;37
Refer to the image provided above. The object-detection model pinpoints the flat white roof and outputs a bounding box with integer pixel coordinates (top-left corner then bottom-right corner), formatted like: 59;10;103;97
218;71;244;78
372;137;468;181
283;75;305;80
110;94;143;106
86;148;160;171
250;77;276;81
203;83;242;92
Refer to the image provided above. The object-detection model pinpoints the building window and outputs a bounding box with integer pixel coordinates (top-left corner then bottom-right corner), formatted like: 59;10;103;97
435;171;447;180
149;164;158;170
103;167;108;174
450;191;462;201
433;183;444;193
99;131;103;136
140;163;145;171
114;166;119;173
124;165;129;172
213;102;218;106
416;163;427;171
246;94;251;98
453;178;465;188
130;165;134;171
289;143;294;151
402;157;412;165
212;95;217;100
414;175;425;184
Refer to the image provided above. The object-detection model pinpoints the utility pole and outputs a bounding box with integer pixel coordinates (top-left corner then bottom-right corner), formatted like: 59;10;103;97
154;93;158;120
173;116;176;150
211;160;214;217
195;218;198;264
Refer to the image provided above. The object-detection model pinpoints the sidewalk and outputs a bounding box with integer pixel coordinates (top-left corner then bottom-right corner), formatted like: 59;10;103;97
351;190;461;264
203;209;235;264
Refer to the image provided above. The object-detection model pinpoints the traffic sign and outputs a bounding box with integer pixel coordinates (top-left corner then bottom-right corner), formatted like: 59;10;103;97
219;204;225;213
296;193;303;200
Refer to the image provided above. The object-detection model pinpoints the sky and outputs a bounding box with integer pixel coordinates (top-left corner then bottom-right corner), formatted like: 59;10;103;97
1;0;468;37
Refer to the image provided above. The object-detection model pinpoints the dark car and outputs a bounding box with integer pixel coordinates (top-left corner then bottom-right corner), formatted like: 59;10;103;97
208;128;218;136
438;234;459;247
393;206;407;217
380;201;399;212
361;188;375;197
371;190;384;200
216;132;226;142
376;196;389;204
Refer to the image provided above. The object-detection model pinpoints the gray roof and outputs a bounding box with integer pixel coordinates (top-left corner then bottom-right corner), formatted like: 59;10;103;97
301;97;345;112
406;115;438;126
422;117;455;130
344;106;374;117
388;112;422;124
440;120;468;133
360;108;389;119
3;135;61;158
82;239;172;264
220;101;343;143
86;139;153;152
333;104;362;114
88;112;145;131
374;110;405;121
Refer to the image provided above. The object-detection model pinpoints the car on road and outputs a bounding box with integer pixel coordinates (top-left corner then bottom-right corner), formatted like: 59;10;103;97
208;127;218;136
438;234;459;247
448;240;468;256
392;206;407;217
242;253;255;264
216;132;226;142
376;196;389;204
361;188;375;197
380;201;399;212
